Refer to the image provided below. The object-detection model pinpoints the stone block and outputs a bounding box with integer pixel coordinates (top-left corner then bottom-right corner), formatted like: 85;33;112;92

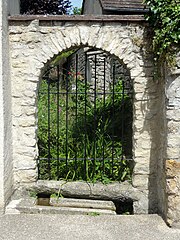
13;146;37;158
132;174;149;189
18;116;36;127
54;30;67;50
88;26;101;47
167;195;180;228
133;162;150;175
66;27;81;47
21;97;36;106
14;169;38;184
166;160;180;227
31;180;138;202
166;160;180;178
134;137;152;150
22;32;41;44
167;121;180;134
50;198;116;211
133;191;149;214
167;109;180;121
14;157;36;170
49;33;63;53
167;136;180;148
78;25;90;45
40;44;54;60
167;147;180;159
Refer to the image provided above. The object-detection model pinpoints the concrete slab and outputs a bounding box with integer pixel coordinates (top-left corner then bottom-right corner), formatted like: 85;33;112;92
0;214;180;240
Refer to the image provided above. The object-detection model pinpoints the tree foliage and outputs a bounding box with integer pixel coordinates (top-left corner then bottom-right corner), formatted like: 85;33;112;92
20;0;72;15
145;0;180;59
72;7;82;15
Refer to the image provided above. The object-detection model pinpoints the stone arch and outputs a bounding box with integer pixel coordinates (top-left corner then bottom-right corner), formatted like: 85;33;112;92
31;23;140;86
10;20;157;213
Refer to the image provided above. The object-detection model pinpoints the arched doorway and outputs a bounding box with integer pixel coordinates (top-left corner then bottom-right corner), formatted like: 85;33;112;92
37;47;133;183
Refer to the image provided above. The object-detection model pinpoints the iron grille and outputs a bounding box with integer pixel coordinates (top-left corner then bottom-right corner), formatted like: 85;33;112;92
37;50;133;182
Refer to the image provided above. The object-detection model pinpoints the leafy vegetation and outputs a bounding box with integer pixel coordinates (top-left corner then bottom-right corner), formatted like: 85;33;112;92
38;57;132;183
144;0;180;60
72;7;82;15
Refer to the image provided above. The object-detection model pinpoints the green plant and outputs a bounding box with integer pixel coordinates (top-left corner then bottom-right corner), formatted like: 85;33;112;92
144;0;180;61
29;191;37;198
38;64;132;183
51;193;58;198
72;7;82;15
87;212;100;216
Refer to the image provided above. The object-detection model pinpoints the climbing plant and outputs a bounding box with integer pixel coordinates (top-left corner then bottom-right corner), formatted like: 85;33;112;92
144;0;180;60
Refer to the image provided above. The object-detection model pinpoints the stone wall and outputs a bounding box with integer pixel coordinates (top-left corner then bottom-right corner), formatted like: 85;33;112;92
5;15;180;227
0;0;13;213
8;18;161;215
67;47;132;92
9;16;174;221
165;53;180;228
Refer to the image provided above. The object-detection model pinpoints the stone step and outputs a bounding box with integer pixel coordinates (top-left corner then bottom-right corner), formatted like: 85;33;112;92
6;198;116;215
49;197;116;211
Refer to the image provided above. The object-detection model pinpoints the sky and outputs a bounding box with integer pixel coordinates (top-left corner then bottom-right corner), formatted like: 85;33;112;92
70;0;83;8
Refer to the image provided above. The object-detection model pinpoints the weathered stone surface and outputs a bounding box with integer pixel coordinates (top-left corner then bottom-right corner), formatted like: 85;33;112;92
49;198;116;211
133;191;149;214
0;0;14;214
14;156;37;170
132;174;149;189
14;169;38;184
166;160;180;227
30;180;139;202
6;198;116;215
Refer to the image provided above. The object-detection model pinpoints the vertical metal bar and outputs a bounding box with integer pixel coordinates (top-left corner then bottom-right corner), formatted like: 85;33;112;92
47;75;51;179
102;58;106;173
37;86;41;179
84;53;87;180
121;80;125;159
75;54;78;176
112;62;115;177
93;54;97;176
37;158;40;179
57;65;60;179
65;63;69;174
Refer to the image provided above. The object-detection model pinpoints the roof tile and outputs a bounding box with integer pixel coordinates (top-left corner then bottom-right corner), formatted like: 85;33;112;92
100;0;146;10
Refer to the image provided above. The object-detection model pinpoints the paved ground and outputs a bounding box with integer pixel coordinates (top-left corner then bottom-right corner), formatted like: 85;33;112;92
0;214;180;240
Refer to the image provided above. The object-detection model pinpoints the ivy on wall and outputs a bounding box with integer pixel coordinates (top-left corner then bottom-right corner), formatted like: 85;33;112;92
145;0;180;60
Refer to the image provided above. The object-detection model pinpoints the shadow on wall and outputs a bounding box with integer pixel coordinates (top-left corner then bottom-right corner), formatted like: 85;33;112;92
141;28;167;216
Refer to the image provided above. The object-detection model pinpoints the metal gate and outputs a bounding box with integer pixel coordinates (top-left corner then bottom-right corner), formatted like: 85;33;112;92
37;49;133;182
